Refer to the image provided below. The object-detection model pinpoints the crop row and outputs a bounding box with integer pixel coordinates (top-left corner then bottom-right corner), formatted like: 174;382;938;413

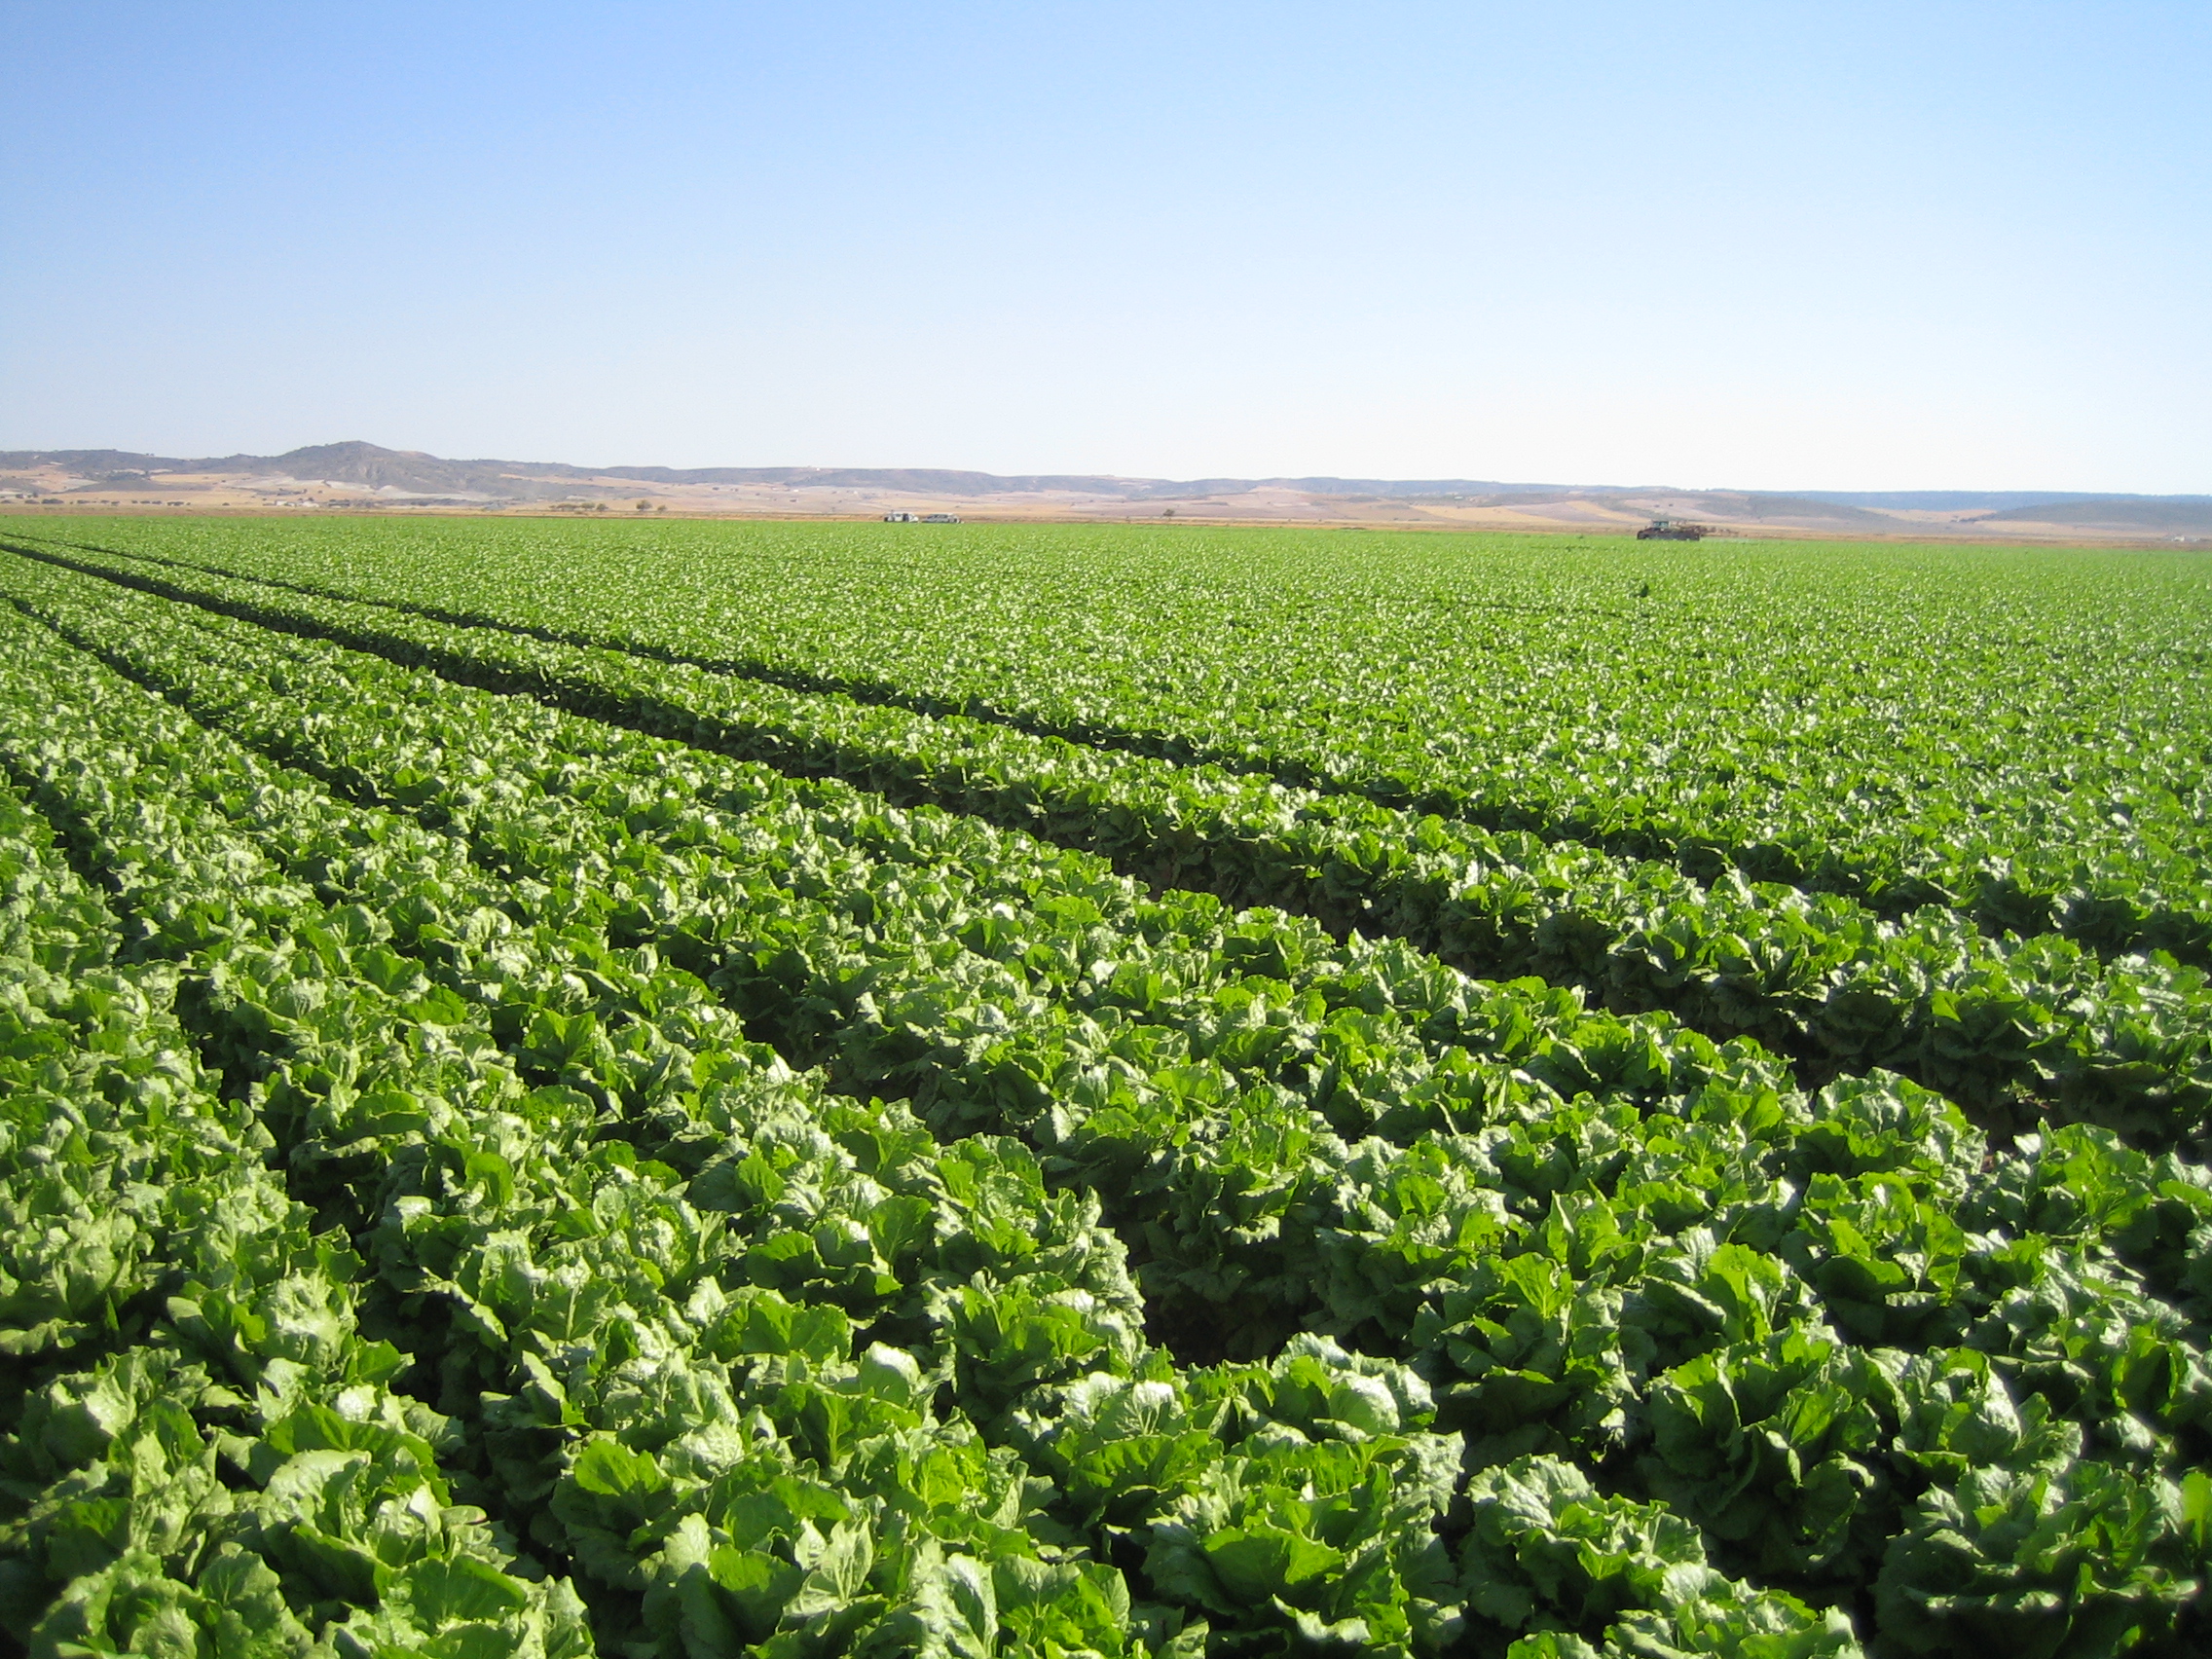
0;755;604;1653
8;543;2209;1146
7;582;2212;1651
30;520;2210;957
0;610;1885;1654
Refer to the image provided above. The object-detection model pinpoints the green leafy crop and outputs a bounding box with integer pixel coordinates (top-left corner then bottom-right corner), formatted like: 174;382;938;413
0;518;2206;1657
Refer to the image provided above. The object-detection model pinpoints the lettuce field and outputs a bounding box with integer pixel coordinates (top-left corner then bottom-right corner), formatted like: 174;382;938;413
2;516;2209;1658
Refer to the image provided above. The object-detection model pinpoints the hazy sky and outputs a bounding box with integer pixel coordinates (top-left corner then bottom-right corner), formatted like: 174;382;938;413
4;2;2206;491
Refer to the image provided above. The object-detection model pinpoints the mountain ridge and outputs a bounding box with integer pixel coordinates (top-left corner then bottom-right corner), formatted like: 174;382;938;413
6;440;2205;512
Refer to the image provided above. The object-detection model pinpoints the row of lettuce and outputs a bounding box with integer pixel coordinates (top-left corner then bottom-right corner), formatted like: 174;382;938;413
7;540;2207;1152
29;518;2210;963
0;728;602;1650
4;571;2212;1652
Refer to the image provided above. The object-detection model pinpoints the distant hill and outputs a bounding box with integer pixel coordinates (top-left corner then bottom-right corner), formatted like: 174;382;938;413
0;444;1608;502
1697;493;1906;529
0;443;576;500
0;449;193;474
4;442;2207;536
1977;498;2212;532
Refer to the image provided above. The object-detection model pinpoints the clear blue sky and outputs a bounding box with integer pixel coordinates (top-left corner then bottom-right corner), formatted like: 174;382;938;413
4;2;2206;491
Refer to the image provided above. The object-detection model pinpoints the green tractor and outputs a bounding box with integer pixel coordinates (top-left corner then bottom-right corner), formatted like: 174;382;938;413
1636;517;1712;540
